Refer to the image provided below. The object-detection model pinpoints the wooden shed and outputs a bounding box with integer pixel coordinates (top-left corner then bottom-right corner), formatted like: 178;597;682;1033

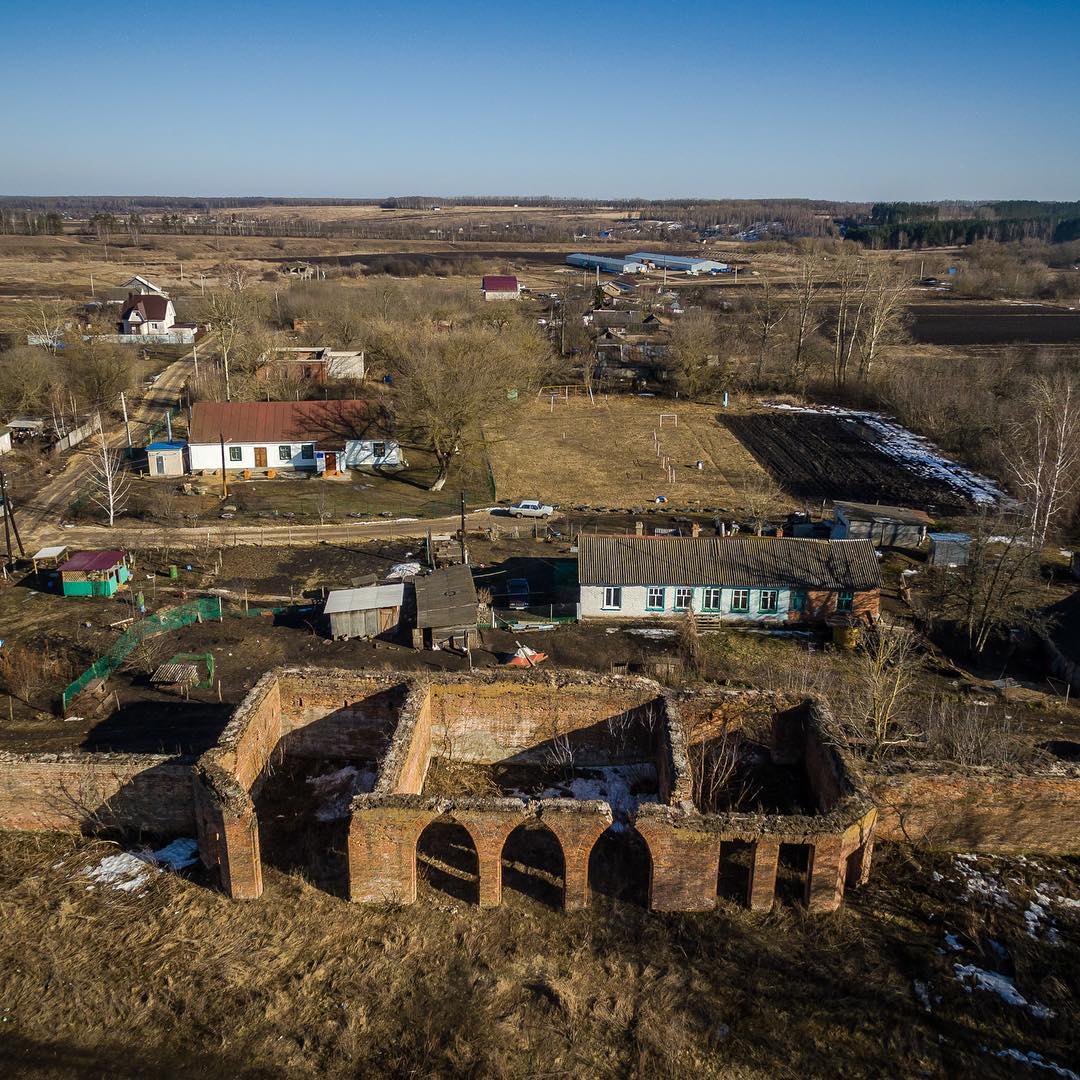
323;583;404;640
57;550;130;597
412;563;478;650
928;532;972;569
830;502;932;548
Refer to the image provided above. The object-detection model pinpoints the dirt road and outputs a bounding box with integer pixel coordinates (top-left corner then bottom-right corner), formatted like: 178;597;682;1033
19;346;196;536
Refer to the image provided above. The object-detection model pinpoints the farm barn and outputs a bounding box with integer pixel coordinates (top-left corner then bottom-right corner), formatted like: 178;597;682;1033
577;535;880;625
830;502;932;548
187;400;401;476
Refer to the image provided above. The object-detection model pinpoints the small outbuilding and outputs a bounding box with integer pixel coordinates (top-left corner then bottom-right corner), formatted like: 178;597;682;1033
412;563;478;650
481;275;521;301
146;440;186;477
323;583;405;640
57;550;130;597
31;545;68;575
830;502;932;548
927;532;972;569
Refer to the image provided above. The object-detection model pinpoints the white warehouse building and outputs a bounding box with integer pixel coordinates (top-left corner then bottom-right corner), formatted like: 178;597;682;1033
628;252;730;275
566;253;648;275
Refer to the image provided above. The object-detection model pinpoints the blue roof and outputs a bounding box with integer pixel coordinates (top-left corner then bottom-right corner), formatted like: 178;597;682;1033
146;441;186;451
928;532;971;542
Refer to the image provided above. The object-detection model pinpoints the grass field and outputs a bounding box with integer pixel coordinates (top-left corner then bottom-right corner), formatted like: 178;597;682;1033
486;395;774;510
0;834;1075;1078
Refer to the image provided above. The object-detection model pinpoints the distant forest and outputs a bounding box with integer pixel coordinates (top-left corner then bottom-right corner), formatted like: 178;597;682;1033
0;195;1078;248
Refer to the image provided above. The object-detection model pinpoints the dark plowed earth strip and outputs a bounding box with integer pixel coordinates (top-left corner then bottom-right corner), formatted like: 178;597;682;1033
723;413;974;512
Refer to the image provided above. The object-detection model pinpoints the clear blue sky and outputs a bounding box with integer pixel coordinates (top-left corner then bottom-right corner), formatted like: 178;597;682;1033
2;0;1077;200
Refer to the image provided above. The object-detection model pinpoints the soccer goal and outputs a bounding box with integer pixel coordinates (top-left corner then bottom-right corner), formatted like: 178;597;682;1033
659;412;678;428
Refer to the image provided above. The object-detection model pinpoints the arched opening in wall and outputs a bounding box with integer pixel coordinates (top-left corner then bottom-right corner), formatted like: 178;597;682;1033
775;843;812;907
416;817;479;904
501;822;565;909
588;826;651;908
844;845;866;891
717;840;753;903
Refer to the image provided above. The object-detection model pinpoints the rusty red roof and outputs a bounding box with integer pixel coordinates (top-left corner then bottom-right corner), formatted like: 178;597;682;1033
188;400;384;446
120;293;170;321
59;550;127;573
482;275;519;293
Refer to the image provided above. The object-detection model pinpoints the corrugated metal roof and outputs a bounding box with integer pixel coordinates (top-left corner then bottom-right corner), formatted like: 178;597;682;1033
577;535;881;590
59;550;127;573
189;400;383;446
323;584;405;614
836;501;932;525
482;275;519;292
413;564;477;628
32;545;68;561
146;441;185;451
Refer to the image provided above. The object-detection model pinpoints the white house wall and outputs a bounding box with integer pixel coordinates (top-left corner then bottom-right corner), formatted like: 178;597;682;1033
579;584;792;622
188;438;401;472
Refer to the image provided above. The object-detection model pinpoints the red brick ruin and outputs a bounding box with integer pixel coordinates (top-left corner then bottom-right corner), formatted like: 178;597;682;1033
4;666;1080;911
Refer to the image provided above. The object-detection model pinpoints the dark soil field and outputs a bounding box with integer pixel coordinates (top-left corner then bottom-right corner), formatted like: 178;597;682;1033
723;412;973;511
908;302;1080;346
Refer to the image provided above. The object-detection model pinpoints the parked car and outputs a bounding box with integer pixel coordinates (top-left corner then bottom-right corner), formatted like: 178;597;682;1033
508;499;554;519
506;578;530;609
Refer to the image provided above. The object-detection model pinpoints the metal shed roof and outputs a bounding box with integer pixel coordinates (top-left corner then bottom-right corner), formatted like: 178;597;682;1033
413;564;478;629
59;550;127;573
577;535;881;590
323;584;405;615
836;502;933;525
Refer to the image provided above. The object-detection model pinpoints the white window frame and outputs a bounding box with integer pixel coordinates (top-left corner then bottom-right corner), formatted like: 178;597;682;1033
646;586;665;610
702;587;722;611
602;586;622;610
731;588;750;613
673;586;693;611
759;589;779;614
228;445;242;463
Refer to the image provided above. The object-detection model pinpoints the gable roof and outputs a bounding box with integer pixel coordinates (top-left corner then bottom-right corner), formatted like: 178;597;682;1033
577;535;881;591
122;275;166;296
324;584;405;614
120;293;171;322
188;400;384;446
482;275;519;292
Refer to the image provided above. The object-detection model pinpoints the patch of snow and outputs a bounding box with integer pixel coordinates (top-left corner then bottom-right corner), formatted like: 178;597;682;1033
386;561;423;580
307;765;377;822
151;838;199;871
84;852;157;893
944;933;964;952
621;627;677;640
993;1049;1080;1079
517;765;659;830
952;855;1015;908
953;964;1054;1019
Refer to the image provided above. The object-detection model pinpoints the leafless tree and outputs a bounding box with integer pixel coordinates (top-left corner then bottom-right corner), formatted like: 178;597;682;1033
202;280;260;402
736;472;785;534
1003;372;1080;549
88;428;131;526
677;607;704;676
750;275;787;384
19;300;68;353
855;263;911;381
790;252;823;383
844;621;920;758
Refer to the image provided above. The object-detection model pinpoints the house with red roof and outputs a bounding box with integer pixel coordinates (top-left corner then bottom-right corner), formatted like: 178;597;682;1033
481;275;520;301
119;292;176;336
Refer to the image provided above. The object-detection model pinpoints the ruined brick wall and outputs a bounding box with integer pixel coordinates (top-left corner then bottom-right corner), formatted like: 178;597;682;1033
801;704;857;813
211;673;284;793
869;768;1080;855
389;689;433;795
0;751;195;834
426;679;662;765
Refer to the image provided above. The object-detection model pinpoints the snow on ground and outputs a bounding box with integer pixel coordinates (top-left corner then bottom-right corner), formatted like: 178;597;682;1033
152;838;200;871
951;854;1015;908
507;765;659;830
953;964;1055;1019
307;765;378;822
84;852;157;893
992;1049;1080;1079
763;401;1004;505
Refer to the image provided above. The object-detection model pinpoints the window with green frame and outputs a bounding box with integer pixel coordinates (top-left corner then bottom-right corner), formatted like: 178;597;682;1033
836;591;854;612
702;586;722;611
731;588;750;613
646;586;665;610
791;590;807;612
758;589;779;613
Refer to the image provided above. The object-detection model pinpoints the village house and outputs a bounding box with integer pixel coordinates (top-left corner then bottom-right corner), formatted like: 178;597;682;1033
257;347;365;385
186;399;402;476
119;275;167;296
577;534;881;625
481;275;521;301
118;292;176;336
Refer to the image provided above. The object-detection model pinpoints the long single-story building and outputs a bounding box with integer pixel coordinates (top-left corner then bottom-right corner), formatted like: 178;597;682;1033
566;254;648;275
627;252;730;275
577;534;880;624
187;400;402;475
830;502;932;548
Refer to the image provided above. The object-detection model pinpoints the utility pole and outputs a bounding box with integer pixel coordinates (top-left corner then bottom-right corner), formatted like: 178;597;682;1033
120;391;132;449
0;471;24;558
192;342;199;379
459;491;467;565
0;472;13;572
219;434;228;500
165;411;173;441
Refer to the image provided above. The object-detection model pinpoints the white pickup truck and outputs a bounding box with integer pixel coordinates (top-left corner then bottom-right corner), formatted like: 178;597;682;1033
507;499;555;519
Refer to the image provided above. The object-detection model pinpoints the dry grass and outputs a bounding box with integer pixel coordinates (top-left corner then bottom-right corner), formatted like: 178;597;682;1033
0;833;1076;1078
485;396;774;509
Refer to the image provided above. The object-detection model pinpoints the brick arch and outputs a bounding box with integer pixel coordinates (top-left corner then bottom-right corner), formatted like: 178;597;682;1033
540;812;614;910
587;824;653;907
416;813;481;904
500;821;566;909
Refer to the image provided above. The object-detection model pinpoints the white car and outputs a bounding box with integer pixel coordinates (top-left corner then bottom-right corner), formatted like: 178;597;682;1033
508;499;554;519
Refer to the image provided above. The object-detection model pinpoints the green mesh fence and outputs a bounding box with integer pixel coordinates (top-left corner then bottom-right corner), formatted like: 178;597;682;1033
61;596;223;711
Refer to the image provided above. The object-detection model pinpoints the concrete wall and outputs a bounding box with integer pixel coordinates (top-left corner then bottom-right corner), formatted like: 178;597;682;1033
0;751;195;834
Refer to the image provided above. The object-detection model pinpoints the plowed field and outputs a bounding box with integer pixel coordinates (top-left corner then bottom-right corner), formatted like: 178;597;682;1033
724;412;975;510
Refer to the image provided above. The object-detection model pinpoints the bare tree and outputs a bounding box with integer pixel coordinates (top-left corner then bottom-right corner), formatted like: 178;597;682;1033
844;621;920;758
88;429;131;526
666;309;721;397
18;300;68;353
790;252;823;383
856;263;911;381
736;472;785;535
202;281;260;402
677;607;704;676
1003;373;1080;549
750;275;787;384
